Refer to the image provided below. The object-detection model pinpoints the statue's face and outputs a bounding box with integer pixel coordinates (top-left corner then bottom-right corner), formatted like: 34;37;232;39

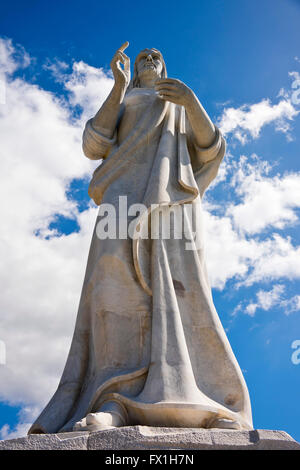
135;49;163;82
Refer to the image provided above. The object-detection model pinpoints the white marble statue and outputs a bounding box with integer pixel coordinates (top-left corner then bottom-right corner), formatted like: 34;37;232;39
29;43;253;434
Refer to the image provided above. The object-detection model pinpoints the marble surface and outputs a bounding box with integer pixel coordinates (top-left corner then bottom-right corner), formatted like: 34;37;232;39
29;44;252;434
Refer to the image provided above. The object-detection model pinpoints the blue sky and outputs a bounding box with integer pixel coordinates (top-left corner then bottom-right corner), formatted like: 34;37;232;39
0;0;300;441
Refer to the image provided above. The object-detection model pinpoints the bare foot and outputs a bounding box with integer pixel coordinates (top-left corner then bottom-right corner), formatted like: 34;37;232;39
73;401;127;432
73;411;122;431
88;411;124;427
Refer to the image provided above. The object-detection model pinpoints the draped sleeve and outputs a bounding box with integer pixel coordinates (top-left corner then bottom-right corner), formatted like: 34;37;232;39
183;113;226;196
193;126;223;164
82;119;117;160
192;127;226;197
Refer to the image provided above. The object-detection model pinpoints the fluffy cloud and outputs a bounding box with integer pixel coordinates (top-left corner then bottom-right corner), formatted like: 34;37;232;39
279;71;300;107
0;404;40;440
204;212;300;289
0;38;110;436
64;61;113;122
204;152;300;289
244;235;300;286
0;423;31;441
244;284;285;316
203;211;256;289
218;97;298;143
233;284;300;317
226;156;300;234
45;58;114;123
0;38;30;75
281;295;300;315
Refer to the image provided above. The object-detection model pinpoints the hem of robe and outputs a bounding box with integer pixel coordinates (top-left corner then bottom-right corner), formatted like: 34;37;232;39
30;361;252;434
60;366;252;432
90;392;253;430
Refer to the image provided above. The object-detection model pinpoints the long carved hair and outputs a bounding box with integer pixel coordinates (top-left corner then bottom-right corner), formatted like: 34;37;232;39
127;48;167;91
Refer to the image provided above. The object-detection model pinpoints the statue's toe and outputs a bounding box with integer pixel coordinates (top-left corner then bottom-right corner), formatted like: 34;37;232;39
73;417;87;430
72;402;127;431
86;412;104;426
86;411;117;427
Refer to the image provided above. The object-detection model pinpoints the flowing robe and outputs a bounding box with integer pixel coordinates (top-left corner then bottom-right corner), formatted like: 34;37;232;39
29;88;253;433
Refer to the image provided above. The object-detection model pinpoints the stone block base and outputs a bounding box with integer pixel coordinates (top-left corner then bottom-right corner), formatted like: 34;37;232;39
0;426;299;450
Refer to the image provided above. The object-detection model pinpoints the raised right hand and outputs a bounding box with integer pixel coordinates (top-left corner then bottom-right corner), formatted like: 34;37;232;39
110;42;130;89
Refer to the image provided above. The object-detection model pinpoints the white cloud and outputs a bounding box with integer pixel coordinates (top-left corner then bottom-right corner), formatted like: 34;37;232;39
256;284;285;310
204;155;300;288
204;209;300;290
244;235;300;286
0;418;35;440
43;58;69;77
226;155;300;234
289;71;300;84
203;211;256;289
0;423;31;440
234;285;300;318
47;58;114;123
281;295;300;315
203;151;300;290
204;158;300;289
244;285;285;316
218;97;298;143
0;38;30;75
0;405;37;439
0;38;111;434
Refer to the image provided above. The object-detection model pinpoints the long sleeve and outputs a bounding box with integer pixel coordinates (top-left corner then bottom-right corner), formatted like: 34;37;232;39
82;119;116;160
193;126;223;164
192;126;226;196
185;111;223;164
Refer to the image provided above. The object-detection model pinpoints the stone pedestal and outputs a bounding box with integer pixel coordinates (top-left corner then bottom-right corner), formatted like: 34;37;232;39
0;426;299;450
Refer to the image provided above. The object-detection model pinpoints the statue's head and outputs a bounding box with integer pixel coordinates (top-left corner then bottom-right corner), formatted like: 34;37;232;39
128;48;167;90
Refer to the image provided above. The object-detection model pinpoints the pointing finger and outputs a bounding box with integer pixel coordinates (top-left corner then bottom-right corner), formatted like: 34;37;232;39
118;41;129;53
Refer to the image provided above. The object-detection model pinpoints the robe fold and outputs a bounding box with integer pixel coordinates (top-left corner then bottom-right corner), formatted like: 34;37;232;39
29;88;253;434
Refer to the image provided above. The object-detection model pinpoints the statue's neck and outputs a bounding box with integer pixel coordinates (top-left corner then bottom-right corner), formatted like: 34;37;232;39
139;78;156;89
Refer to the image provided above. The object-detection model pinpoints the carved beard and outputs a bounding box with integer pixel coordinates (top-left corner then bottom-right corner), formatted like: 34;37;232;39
127;49;167;91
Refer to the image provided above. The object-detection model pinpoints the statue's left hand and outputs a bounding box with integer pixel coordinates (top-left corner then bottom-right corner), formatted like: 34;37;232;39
155;78;195;108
